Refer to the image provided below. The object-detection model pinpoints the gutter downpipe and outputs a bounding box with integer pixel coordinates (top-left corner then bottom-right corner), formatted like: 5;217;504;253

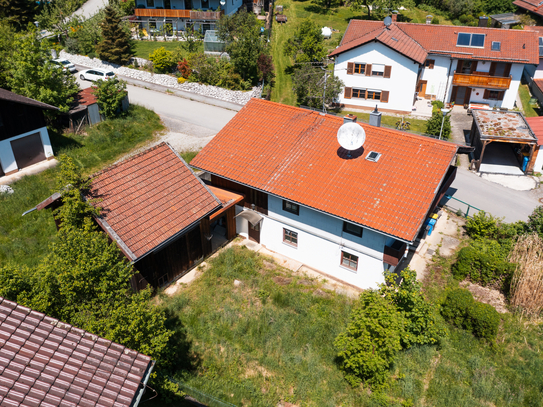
443;58;454;103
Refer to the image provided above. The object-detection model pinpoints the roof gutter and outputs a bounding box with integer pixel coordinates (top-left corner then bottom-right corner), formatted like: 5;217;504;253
131;359;156;407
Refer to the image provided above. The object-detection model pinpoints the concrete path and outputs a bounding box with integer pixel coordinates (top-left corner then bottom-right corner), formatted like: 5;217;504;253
0;159;58;186
449;106;472;168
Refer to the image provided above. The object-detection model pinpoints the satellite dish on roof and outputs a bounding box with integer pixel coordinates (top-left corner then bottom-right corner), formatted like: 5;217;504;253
220;0;226;5
384;16;392;27
337;122;366;155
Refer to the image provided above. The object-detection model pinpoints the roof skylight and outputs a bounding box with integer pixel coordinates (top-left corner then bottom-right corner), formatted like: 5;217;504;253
457;33;485;48
491;41;501;51
366;151;381;162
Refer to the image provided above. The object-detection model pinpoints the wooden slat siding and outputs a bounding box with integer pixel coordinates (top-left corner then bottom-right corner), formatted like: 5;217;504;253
452;72;511;89
381;91;389;103
344;87;352;99
225;206;237;240
200;217;212;257
135;8;190;17
347;62;354;75
383;65;391;78
210;175;268;215
365;64;372;76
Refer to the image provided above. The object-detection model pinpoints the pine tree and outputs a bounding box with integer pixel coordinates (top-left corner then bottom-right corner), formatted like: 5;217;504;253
95;6;131;65
0;0;38;31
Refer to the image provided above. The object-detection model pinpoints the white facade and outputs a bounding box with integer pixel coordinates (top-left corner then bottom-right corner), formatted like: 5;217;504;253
135;0;241;14
236;195;401;289
534;146;543;173
334;42;419;113
419;55;451;101
0;127;53;175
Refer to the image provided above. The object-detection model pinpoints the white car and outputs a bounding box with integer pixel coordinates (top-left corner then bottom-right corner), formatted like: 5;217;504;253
52;58;77;73
79;68;116;82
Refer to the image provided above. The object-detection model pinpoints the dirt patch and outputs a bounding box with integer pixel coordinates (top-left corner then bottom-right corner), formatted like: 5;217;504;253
297;279;314;286
245;363;273;379
312;289;330;299
460;281;508;313
263;260;275;270
273;276;292;286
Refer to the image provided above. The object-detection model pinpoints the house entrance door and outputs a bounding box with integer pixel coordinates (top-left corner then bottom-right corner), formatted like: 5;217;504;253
417;80;427;98
452;86;471;105
248;221;261;243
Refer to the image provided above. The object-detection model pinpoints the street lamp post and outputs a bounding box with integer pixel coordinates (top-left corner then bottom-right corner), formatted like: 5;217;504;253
439;108;451;140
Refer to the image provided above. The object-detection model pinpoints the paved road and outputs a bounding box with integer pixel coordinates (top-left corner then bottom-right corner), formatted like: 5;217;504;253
445;168;542;223
73;0;108;19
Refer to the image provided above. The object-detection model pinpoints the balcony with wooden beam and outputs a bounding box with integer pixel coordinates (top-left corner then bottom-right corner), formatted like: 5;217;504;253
134;8;222;20
452;71;511;89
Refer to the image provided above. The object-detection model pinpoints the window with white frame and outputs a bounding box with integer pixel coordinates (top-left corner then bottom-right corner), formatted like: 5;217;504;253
371;64;385;76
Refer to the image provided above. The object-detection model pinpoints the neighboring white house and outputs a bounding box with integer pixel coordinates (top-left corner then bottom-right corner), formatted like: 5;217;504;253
191;99;458;289
134;0;242;34
330;18;539;114
0;89;57;178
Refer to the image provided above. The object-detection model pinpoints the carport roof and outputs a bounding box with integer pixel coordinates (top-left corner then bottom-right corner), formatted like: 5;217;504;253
472;110;537;142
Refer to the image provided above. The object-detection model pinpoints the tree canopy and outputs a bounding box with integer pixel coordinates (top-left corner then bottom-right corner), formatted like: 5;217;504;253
292;64;343;109
284;19;327;65
0;0;39;31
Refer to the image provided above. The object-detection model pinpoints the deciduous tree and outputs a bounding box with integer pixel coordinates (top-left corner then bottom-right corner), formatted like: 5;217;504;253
37;0;82;38
95;5;132;65
292;65;343;109
91;78;128;118
284;19;327;65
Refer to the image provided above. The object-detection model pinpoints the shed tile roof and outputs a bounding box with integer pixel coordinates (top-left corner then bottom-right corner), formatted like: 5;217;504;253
0;297;153;407
88;142;221;260
0;88;59;111
514;0;543;17
331;20;539;64
526;116;543;145
191;99;458;242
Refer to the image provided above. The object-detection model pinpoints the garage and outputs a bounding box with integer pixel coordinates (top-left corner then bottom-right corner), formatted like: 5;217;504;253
10;133;46;170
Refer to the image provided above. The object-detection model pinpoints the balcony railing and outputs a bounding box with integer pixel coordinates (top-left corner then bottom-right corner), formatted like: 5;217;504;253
383;240;407;267
134;8;222;20
452;71;511;89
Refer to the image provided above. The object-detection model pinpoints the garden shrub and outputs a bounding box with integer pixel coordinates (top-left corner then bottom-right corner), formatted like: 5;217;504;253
425;110;451;139
441;288;474;329
188;53;251;91
431;100;444;111
465;211;500;240
335;290;404;388
469;301;500;341
177;77;186;84
452;238;515;287
527;205;543;238
149;47;175;73
177;58;191;79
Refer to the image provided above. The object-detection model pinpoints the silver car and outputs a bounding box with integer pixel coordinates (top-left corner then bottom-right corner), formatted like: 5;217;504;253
52;58;77;73
79;68;116;82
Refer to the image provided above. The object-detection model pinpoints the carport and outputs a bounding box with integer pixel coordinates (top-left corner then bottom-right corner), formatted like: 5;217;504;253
470;110;537;175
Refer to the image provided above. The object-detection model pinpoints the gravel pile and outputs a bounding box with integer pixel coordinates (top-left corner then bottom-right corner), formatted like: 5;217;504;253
61;50;261;105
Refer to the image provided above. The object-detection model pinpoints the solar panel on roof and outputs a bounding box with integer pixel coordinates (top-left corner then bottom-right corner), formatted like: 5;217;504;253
457;33;485;48
471;34;485;47
457;33;471;46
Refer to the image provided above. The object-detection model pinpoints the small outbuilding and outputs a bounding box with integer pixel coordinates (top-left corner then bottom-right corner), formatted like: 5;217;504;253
470;110;538;174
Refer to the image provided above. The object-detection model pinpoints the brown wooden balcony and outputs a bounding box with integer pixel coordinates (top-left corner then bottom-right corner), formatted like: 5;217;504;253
134;8;222;20
383;240;407;267
452;71;511;89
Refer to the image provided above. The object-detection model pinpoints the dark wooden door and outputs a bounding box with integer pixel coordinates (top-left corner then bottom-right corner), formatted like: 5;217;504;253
11;132;46;170
248;221;260;243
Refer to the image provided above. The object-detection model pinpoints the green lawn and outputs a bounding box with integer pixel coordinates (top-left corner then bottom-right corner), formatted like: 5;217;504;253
0;106;163;269
132;40;203;60
341;110;429;135
156;242;543;406
518;84;540;118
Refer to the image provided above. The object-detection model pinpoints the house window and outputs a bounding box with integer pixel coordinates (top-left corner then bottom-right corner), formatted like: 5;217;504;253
283;229;298;247
352;88;366;99
341;251;358;271
424;59;435;69
371;64;385;76
485;90;503;100
146;0;154;7
354;63;366;74
456;33;485;48
283;200;299;215
202;0;209;7
343;222;363;237
367;90;381;100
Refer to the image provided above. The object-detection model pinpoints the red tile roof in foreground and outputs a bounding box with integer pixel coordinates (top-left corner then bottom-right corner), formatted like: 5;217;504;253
330;20;539;64
514;0;543;17
526;116;543;145
191;99;458;242
89;142;221;260
0;297;153;407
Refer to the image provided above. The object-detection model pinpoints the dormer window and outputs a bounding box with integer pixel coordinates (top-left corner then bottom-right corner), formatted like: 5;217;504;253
491;41;501;51
457;33;485;48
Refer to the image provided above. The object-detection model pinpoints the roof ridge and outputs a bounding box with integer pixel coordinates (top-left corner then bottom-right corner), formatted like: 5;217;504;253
392;23;428;52
397;21;536;33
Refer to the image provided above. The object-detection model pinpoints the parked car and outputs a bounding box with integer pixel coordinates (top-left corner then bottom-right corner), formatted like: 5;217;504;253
51;58;77;73
79;68;116;82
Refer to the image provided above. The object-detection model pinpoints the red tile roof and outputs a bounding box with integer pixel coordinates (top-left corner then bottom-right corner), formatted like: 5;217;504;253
514;0;543;17
524;25;543;36
89;142;221;260
331;20;539;64
75;88;98;107
191;99;458;242
0;297;153;407
526;115;543;145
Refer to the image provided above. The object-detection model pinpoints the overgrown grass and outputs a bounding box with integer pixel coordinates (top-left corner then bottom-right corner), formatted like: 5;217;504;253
132;40;203;60
0;106;163;268
179;150;199;164
518;84;540;118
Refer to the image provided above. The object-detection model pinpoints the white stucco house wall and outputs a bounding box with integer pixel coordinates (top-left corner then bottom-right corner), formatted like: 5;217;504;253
0;89;57;178
191;99;458;290
330;19;539;113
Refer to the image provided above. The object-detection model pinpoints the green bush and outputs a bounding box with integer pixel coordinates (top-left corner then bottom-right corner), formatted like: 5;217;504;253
431;100;444;111
334;290;404;388
469;301;500;341
425;110;451;139
527;205;543;238
441;288;474;329
431;16;440;24
149;46;175;73
92;78;128;118
465;211;500;240
452;238;515;287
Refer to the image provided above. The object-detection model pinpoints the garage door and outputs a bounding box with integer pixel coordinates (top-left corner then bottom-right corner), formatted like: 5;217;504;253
10;133;46;170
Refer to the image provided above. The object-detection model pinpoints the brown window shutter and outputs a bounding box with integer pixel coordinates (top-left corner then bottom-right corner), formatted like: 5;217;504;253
384;65;392;78
381;91;389;103
347;62;354;75
498;91;505;101
483;89;490;99
489;62;497;76
429;60;435;69
470;61;478;74
456;60;464;73
503;63;511;78
344;87;352;99
365;64;372;76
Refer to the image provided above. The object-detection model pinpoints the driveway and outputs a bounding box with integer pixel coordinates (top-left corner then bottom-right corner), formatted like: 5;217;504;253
449;106;473;168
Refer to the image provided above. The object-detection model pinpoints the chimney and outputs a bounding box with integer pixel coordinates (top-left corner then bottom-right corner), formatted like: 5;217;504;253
478;16;489;27
426;15;433;24
369;105;382;127
391;14;397;22
343;114;357;124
